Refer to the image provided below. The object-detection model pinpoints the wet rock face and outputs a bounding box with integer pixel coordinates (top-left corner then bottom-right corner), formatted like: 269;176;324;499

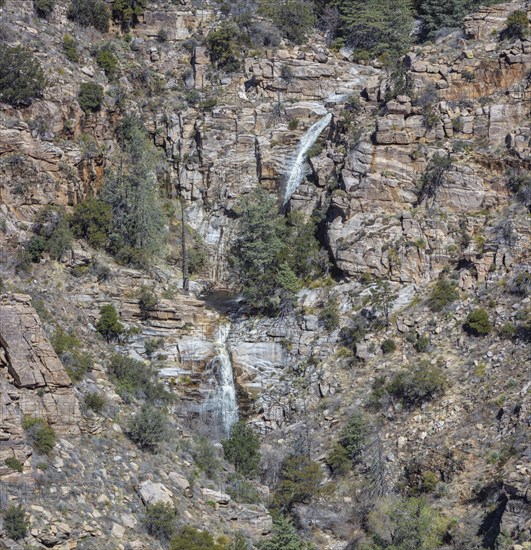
0;294;81;438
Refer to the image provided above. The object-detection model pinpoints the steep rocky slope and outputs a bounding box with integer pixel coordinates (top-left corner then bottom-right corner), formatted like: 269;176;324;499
0;0;529;548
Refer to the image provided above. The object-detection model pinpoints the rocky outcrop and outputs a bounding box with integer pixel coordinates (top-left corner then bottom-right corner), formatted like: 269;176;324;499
0;294;80;437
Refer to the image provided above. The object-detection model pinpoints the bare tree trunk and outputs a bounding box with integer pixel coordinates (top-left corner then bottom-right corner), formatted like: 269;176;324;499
181;197;189;291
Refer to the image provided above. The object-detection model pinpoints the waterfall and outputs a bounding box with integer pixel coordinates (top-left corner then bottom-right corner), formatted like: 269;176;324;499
204;322;238;437
282;113;332;206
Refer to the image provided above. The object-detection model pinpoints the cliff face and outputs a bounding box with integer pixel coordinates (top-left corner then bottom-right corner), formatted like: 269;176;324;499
0;0;530;548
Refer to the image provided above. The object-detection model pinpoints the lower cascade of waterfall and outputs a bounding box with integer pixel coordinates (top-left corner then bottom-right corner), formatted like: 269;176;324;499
282;112;333;206
204;322;238;437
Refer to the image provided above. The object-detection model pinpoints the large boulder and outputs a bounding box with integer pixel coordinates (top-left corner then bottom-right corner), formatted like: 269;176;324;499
137;480;174;508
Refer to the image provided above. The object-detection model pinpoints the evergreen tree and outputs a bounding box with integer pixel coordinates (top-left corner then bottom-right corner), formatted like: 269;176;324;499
259;516;311;550
3;505;29;541
273;455;323;511
231;188;290;313
339;411;368;463
67;0;110;32
70;198;112;248
113;0;147;29
0;46;46;106
332;0;414;60
222;421;261;478
416;0;504;41
96;304;123;341
230;189;325;314
103;115;166;266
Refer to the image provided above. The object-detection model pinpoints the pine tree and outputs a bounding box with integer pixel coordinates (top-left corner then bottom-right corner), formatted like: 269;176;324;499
231;188;288;313
332;0;414;59
222;421;260;478
0;46;46;106
113;0;147;29
259;516;311;550
103;115;166;266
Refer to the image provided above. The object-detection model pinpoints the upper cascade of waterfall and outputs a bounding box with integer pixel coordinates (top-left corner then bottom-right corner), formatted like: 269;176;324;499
205;322;238;437
282;113;333;206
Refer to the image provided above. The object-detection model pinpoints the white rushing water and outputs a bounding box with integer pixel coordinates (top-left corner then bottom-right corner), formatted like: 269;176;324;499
204;322;238;437
282;113;332;206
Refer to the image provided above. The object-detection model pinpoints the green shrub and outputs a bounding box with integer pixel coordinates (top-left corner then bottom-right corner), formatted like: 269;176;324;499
192;437;222;480
4;457;24;472
414;335;430;353
96;46;118;77
78;82;104;112
127;406;168;451
51;326;80;356
138;285;158;320
187;245;208;275
381;338;396;354
22;235;47;265
157;29;168;42
326;442;351;476
67;0;110;32
339;314;369;350
499;322;516;339
319;296;340;331
96;304;123;341
0;46;46;106
63;35;79;63
364;497;446;549
387;363;446;408
504;10;529;39
144;502;177;541
198;97;218;112
170;525;227;550
464;308;491;336
144;338;164;358
63;350;93;382
226;473;261;504
84;392;105;413
28;206;72;260
34;0;55;18
428;277;458;312
288;118;299;130
22;417;57;455
422;470;439;493
452;116;465;133
222;421;260;478
3;504;29;541
70;198;112;248
273;454;323;511
108;353;170;403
